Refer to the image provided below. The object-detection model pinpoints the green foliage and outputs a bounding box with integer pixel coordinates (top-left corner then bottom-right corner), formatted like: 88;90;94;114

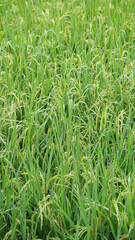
0;0;135;239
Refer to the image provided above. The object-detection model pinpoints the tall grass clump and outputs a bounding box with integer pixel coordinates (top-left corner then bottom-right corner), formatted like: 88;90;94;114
0;0;135;239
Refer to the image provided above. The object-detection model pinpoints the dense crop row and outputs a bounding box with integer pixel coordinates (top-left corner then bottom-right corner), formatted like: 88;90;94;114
0;0;135;239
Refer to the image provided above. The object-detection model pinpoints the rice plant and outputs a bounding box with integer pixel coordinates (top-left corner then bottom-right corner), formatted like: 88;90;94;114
0;0;135;239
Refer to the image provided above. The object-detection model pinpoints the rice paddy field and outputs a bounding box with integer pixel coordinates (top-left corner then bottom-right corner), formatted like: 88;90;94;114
0;0;135;239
